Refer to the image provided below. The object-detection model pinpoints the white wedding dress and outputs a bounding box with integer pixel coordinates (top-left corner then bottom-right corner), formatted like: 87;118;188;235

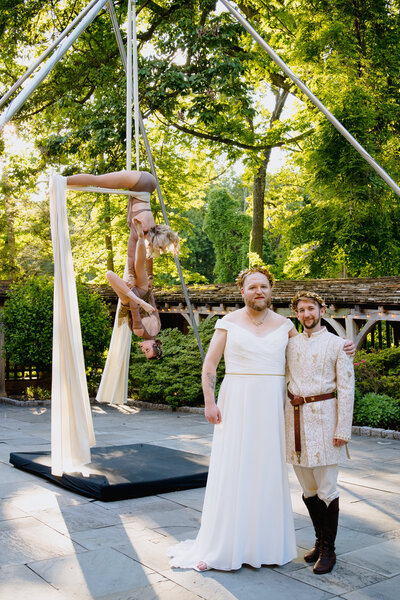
168;317;297;570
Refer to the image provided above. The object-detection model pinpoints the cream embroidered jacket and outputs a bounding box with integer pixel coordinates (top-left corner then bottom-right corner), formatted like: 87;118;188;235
285;327;354;467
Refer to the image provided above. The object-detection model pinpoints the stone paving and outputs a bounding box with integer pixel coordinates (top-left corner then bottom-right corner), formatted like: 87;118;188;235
0;402;399;600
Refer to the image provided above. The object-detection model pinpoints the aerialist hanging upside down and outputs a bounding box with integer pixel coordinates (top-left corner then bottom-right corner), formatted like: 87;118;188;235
66;170;180;359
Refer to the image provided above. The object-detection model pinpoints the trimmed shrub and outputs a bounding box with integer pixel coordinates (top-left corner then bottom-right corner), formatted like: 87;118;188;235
353;392;400;430
129;317;225;407
1;276;111;382
354;347;400;399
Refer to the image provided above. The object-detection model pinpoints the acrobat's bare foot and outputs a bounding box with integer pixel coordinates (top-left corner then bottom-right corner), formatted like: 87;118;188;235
133;218;144;238
196;561;210;572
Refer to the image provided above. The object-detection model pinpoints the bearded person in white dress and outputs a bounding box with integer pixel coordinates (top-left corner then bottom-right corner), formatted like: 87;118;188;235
285;291;355;575
168;269;355;572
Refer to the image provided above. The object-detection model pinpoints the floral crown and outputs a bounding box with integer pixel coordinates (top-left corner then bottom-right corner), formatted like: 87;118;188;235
291;291;327;312
236;266;275;289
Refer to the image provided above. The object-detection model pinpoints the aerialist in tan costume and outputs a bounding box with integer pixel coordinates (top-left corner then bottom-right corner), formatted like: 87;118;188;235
66;170;180;359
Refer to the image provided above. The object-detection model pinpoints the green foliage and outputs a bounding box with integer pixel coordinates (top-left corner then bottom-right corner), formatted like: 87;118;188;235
129;317;224;407
23;386;51;401
1;276;111;372
203;187;251;282
354;347;400;399
180;206;215;283
353;392;400;430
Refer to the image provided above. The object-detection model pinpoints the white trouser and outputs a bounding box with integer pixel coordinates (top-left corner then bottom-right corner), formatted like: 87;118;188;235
293;464;339;505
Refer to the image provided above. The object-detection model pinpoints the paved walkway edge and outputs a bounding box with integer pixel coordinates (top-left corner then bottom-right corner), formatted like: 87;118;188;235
1;395;399;438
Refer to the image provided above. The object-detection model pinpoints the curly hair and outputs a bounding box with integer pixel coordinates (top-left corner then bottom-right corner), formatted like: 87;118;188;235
151;338;163;359
236;266;275;289
145;224;180;258
291;291;327;313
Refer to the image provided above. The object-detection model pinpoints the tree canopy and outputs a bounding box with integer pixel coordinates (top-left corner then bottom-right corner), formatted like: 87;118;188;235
1;0;399;283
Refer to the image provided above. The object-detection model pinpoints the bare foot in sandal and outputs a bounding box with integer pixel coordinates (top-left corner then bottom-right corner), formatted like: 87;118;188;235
196;561;210;571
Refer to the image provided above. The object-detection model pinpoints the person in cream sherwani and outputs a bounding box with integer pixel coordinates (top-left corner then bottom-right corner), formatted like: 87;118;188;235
285;291;354;575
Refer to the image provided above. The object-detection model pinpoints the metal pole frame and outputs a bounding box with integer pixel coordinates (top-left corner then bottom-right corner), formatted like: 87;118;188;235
106;1;205;360
132;0;140;169
219;0;400;199
0;0;102;110
0;0;109;133
126;0;133;170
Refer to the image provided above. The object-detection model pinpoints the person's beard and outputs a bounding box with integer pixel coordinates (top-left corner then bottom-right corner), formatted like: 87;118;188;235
246;297;271;311
302;316;319;330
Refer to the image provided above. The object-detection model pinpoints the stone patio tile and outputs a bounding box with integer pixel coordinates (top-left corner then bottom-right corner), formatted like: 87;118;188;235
296;524;385;555
342;573;400;600
147;438;212;455
0;434;50;445
381;528;400;541
339;500;400;535
70;523;164;550
0;461;41;484
114;534;173;572
0;564;70;600
27;502;122;535
120;506;202;533
338;484;392;505
0;499;27;522
13;489;91;512
159;488;206;512
359;473;400;494
98;579;202;600
293;513;311;529
28;547;164;600
0;445;15;462
95;495;199;520
0;516;85;567
93;429;169;443
163;565;333;600
0;480;59;500
340;539;400;577
287;559;386;595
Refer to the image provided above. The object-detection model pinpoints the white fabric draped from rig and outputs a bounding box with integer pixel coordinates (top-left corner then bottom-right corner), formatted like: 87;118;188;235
49;174;95;475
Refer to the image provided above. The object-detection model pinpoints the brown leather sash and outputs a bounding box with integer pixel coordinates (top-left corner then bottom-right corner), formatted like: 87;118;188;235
288;390;336;462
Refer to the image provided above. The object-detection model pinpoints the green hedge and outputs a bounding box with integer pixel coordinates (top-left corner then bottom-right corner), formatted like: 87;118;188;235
353;392;400;430
354;347;400;399
1;276;112;388
129;317;225;407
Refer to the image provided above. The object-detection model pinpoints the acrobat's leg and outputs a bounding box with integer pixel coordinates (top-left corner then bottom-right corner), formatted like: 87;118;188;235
127;226;138;284
106;271;154;314
133;219;149;291
66;171;142;189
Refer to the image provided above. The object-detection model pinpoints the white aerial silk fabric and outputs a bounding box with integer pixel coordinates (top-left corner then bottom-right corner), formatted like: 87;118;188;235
96;259;132;406
49;174;95;475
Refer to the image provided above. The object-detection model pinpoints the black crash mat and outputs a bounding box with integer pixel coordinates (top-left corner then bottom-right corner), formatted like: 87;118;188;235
9;443;209;502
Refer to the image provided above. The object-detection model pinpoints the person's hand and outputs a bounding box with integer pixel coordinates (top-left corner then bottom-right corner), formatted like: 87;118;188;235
342;338;355;358
205;403;222;425
333;438;347;447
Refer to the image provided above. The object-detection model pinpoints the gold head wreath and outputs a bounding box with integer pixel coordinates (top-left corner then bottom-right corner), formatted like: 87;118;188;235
236;266;275;289
291;291;327;312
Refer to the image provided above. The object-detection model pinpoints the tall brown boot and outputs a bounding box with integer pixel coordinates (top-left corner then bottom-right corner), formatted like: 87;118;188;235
302;495;326;563
313;497;339;574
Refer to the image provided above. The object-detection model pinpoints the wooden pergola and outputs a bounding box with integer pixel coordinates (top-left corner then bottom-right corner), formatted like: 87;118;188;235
1;276;399;394
96;276;400;351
